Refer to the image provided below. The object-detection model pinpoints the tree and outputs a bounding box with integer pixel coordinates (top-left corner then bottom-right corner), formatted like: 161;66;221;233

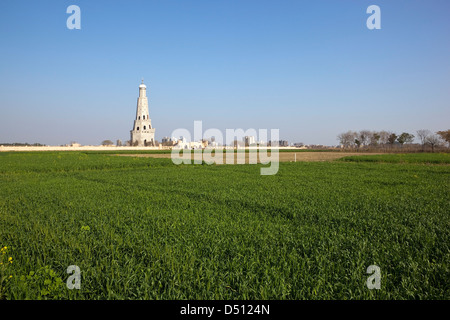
369;131;381;146
387;133;397;146
416;129;431;151
397;132;415;146
425;134;442;153
436;130;450;148
358;130;372;147
378;131;390;145
337;131;357;148
101;140;113;146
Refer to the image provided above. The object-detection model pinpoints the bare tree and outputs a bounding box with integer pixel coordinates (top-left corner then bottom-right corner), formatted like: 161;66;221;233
378;131;390;145
337;131;357;148
416;129;431;151
425;134;442;153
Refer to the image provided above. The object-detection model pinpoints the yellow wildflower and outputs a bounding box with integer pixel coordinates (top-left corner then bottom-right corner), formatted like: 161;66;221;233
8;257;13;263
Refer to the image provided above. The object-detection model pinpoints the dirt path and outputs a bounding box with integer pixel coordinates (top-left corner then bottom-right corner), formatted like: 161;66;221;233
115;151;383;163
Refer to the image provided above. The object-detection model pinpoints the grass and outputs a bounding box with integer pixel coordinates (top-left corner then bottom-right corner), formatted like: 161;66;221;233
0;152;449;299
339;153;450;164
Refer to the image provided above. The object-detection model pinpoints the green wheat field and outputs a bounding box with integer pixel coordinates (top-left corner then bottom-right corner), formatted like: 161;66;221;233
0;151;449;299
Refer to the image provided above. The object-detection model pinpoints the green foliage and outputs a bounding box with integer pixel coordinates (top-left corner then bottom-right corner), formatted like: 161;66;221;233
397;133;415;145
101;140;114;146
436;130;450;147
0;246;14;299
388;133;398;145
0;152;449;299
17;266;65;299
339;153;450;164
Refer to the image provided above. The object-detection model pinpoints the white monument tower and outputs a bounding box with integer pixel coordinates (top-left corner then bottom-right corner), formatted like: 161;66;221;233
130;79;155;146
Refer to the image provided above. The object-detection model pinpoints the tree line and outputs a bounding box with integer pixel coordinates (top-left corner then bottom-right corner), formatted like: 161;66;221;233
337;129;450;152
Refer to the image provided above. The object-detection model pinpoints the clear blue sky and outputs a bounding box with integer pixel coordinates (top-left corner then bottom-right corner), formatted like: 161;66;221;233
0;0;449;146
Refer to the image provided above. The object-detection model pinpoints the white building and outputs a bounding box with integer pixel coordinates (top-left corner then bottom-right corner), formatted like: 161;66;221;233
244;136;256;145
130;80;155;146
